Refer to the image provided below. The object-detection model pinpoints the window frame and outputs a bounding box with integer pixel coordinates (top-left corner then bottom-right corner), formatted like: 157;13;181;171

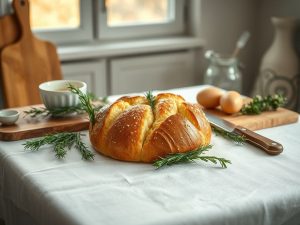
1;0;187;44
97;0;185;40
2;0;94;45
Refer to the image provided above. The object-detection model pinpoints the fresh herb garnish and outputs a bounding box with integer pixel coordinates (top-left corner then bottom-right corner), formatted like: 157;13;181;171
23;132;94;160
24;105;85;118
240;94;286;115
68;84;96;125
212;126;245;144
153;145;231;169
145;91;155;111
24;93;108;118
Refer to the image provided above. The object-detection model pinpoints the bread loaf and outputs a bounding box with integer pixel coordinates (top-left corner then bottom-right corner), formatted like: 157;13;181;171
89;93;211;163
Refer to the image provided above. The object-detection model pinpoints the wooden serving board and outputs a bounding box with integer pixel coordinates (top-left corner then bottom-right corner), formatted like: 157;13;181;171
205;107;299;131
0;105;89;141
1;0;62;108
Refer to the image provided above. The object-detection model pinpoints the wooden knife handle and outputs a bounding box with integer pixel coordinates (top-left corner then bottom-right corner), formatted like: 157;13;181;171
234;126;283;155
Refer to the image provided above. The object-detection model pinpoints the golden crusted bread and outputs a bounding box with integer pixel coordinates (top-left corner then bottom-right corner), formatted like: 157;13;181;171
89;93;211;163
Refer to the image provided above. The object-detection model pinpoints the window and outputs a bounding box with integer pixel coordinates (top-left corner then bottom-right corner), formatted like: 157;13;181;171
106;0;170;27
98;0;185;39
1;0;186;44
3;0;93;44
30;0;93;44
30;0;80;30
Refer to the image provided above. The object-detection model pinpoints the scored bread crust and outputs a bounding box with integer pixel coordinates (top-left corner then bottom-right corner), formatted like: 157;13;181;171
89;93;211;163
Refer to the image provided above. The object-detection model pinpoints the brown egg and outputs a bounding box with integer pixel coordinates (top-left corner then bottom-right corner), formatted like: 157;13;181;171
220;91;243;114
196;87;223;109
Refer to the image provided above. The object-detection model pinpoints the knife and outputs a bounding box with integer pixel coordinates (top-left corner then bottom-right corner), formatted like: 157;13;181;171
205;112;283;155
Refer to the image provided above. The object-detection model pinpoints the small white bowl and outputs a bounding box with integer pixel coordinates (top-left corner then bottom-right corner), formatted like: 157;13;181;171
39;80;87;110
0;110;20;125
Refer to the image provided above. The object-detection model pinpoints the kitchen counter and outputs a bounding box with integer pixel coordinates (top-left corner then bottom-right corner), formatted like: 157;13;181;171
0;86;300;225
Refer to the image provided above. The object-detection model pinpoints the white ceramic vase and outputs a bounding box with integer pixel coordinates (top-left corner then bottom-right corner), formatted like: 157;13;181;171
253;17;299;110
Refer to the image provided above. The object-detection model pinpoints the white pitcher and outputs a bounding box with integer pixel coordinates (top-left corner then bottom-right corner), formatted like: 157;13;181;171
253;17;299;110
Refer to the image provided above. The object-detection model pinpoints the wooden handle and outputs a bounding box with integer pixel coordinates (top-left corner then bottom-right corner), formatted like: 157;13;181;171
13;0;31;38
234;126;283;155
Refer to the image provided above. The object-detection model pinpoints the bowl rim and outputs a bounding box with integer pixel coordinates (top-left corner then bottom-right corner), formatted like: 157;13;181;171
0;110;20;119
39;80;87;93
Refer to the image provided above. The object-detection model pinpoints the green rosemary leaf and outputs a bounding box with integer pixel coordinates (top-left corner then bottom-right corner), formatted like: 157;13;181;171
153;145;231;169
24;107;51;118
53;142;68;159
240;94;286;115
145;91;155;111
212;126;245;145
23;134;52;151
75;133;95;160
24;102;107;118
68;84;96;125
23;132;94;160
48;105;85;116
24;89;107;118
24;105;85;118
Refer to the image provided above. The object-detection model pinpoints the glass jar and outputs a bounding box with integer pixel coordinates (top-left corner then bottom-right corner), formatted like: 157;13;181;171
204;52;242;92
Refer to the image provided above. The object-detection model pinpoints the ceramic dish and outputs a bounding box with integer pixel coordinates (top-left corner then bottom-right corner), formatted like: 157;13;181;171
0;110;20;125
39;80;87;110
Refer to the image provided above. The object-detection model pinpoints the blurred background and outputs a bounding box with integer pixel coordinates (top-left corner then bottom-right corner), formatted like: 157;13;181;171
0;0;299;110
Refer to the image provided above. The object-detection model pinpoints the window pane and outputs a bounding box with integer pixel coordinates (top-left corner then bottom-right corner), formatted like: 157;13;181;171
30;0;80;30
105;0;169;27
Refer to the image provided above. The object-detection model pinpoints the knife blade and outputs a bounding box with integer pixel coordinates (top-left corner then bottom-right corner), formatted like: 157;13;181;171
205;111;283;155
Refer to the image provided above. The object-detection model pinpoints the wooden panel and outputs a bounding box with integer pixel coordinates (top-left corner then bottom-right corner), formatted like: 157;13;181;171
110;51;195;95
1;0;62;108
205;107;299;131
62;60;107;97
0;105;89;141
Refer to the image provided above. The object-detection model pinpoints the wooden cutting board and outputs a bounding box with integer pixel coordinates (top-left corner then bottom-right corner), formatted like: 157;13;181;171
0;11;20;102
205;107;298;131
0;13;19;50
0;105;90;141
1;0;62;108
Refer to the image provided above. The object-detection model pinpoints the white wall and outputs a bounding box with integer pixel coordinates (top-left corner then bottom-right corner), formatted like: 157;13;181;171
199;0;300;95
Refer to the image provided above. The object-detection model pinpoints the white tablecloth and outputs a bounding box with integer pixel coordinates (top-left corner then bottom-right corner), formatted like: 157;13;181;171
1;86;300;225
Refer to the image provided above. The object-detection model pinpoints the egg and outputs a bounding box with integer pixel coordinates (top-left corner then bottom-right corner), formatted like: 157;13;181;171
220;91;243;114
196;87;223;109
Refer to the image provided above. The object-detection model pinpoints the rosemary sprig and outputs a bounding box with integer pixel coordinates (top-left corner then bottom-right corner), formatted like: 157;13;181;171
240;94;286;115
153;145;231;169
24;92;108;118
212;126;245;145
74;132;95;160
23;132;95;160
68;84;96;125
145;91;156;111
24;105;84;118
